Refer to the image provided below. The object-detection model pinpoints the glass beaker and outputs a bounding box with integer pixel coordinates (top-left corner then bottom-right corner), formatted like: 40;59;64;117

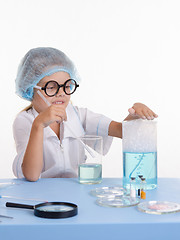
78;135;103;184
122;119;157;190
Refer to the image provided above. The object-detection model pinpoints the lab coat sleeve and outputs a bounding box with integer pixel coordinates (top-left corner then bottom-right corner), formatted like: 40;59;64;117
75;107;113;155
12;113;32;178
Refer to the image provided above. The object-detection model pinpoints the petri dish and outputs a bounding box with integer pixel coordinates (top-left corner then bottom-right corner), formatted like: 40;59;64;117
96;196;140;208
90;186;126;198
137;201;180;215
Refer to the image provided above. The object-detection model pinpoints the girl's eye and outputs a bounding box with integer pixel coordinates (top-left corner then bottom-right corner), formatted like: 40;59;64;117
47;86;55;90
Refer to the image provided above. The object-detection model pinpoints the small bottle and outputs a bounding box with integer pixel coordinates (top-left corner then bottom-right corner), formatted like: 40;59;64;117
140;178;146;200
130;177;136;198
137;175;143;197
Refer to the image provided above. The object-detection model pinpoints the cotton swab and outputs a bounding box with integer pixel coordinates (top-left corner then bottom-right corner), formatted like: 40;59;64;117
37;90;95;157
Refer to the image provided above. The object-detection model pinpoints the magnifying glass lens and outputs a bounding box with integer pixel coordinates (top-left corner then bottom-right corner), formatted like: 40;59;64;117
37;204;74;212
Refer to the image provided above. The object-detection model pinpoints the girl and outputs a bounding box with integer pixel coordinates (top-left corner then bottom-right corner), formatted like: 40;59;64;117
13;47;158;181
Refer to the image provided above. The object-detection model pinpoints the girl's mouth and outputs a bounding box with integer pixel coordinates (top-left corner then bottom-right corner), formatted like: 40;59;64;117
52;101;64;105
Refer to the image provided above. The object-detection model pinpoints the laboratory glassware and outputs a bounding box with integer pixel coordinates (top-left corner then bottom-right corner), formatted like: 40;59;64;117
96;195;140;208
90;186;126;198
137;201;180;215
78;135;103;184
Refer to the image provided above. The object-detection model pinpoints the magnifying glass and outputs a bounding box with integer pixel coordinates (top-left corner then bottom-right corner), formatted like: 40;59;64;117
6;201;78;219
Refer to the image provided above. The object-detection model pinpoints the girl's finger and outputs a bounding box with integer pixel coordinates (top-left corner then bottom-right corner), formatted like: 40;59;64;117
151;111;158;118
135;110;146;119
147;110;158;119
54;110;67;121
142;110;153;120
128;108;136;115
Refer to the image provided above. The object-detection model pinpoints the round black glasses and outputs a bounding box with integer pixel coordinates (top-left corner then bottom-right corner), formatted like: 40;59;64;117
35;79;79;97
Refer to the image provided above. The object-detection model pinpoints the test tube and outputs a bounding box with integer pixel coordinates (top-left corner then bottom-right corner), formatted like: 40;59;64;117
140;178;146;200
130;177;136;198
137;175;143;197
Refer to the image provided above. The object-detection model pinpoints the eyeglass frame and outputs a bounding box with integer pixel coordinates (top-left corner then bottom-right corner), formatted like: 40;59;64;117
34;79;79;97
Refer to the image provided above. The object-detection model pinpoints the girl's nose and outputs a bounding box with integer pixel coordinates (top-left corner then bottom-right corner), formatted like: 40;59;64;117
56;87;65;97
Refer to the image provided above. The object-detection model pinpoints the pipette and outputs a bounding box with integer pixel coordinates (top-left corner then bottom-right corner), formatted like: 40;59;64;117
0;195;48;202
37;90;51;107
0;182;16;189
37;90;95;157
0;214;13;219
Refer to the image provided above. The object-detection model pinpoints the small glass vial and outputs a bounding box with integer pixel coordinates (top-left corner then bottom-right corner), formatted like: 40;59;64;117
140;178;146;200
137;175;143;197
130;177;136;198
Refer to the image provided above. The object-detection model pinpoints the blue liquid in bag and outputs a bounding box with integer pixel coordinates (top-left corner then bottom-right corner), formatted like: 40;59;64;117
123;152;157;190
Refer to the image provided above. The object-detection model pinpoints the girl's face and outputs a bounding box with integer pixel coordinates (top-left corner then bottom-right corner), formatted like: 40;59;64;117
32;71;71;113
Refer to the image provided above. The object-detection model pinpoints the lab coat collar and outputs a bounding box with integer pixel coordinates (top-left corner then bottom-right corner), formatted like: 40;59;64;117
31;107;39;119
31;104;85;139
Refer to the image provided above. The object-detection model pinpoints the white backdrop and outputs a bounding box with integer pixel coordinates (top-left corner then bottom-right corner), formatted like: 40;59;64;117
0;0;180;179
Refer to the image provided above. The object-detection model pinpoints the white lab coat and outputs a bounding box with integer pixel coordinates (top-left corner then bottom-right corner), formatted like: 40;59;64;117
12;103;113;178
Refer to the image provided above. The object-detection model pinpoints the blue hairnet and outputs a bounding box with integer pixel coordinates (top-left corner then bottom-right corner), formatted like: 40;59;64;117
15;47;81;101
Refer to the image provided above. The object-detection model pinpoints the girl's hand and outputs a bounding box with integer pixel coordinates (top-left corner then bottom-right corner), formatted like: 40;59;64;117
128;103;158;120
34;105;67;128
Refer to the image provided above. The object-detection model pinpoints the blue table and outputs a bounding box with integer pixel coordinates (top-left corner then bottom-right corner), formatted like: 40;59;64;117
0;178;180;240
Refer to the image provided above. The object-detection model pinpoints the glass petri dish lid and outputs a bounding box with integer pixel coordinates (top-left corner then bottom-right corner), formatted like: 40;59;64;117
137;201;180;215
90;186;126;198
96;195;140;208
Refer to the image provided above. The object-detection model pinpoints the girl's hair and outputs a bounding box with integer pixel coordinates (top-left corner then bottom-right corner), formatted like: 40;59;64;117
21;104;33;112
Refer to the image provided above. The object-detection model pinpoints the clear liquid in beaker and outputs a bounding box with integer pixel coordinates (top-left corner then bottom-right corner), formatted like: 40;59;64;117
123;152;157;190
78;163;102;184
